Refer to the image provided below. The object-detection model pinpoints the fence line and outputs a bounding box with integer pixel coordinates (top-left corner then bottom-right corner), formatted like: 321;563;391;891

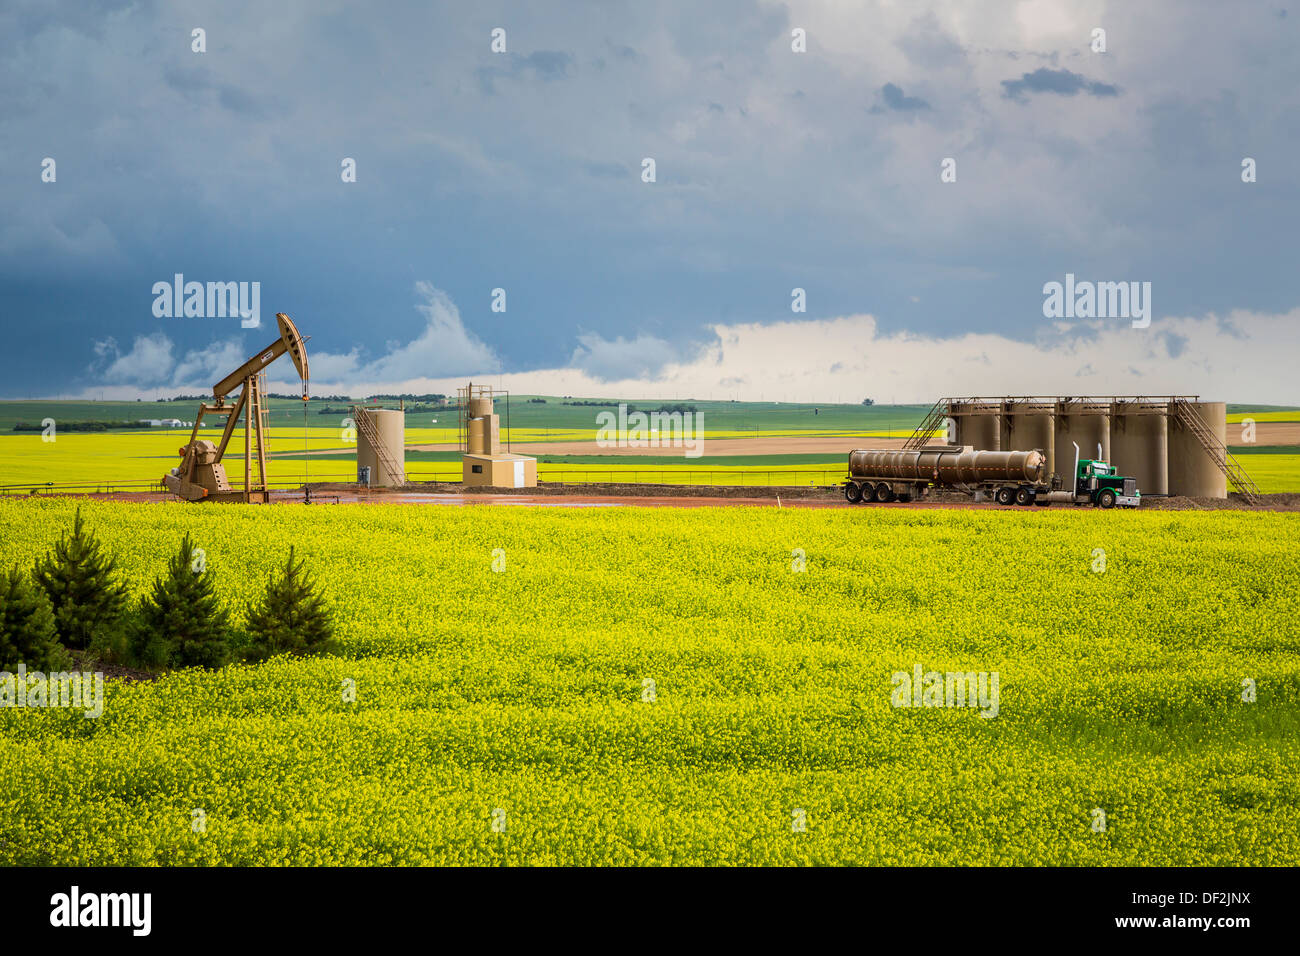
0;474;359;496
406;469;845;487
2;469;847;496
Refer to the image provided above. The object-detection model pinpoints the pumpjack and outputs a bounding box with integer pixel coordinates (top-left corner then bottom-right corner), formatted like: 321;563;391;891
164;312;309;503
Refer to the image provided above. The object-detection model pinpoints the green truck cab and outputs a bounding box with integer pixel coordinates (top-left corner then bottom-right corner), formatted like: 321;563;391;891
1075;458;1141;509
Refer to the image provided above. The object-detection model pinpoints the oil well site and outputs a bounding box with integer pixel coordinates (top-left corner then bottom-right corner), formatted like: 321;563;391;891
0;312;1294;511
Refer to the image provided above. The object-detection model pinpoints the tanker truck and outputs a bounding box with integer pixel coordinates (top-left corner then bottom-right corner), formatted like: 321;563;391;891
843;442;1141;508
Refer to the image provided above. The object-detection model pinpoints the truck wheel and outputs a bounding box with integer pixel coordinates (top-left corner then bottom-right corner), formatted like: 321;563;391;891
1015;486;1034;506
1098;488;1116;509
844;482;862;504
995;486;1014;506
875;483;894;503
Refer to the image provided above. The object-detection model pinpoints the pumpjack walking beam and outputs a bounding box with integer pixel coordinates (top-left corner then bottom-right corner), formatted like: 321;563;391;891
164;312;310;503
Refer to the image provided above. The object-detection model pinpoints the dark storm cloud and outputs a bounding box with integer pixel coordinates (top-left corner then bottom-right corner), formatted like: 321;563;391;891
879;83;931;112
477;49;575;94
0;0;1296;400
1001;67;1119;101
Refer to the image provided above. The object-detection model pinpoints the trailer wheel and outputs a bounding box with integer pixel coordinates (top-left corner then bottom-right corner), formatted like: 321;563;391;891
1015;486;1034;506
875;483;894;503
844;482;862;504
1098;488;1116;509
995;486;1014;506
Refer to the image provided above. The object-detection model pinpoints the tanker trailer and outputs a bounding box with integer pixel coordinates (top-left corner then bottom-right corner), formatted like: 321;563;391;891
844;445;1052;505
843;443;1140;508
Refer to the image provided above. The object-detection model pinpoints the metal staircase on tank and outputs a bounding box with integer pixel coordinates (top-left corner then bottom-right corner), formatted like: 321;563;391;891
353;407;406;485
902;398;951;449
1169;399;1262;504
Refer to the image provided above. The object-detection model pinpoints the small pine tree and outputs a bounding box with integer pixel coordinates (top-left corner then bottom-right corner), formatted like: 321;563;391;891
245;546;334;660
0;566;70;672
32;507;129;657
133;534;231;670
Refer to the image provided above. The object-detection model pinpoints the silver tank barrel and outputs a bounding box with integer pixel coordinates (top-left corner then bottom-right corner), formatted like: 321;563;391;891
849;447;1046;484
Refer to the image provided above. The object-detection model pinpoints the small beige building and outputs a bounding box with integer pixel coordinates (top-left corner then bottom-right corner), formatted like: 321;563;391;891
463;453;537;488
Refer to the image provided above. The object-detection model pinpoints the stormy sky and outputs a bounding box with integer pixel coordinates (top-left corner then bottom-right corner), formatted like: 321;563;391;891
1;0;1296;402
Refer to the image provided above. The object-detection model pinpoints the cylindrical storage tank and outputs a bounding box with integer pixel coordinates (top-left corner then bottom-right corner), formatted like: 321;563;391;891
1110;403;1168;496
959;413;1002;450
468;417;487;455
1055;406;1110;479
356;408;405;487
469;397;494;420
1168;401;1226;498
471;416;500;453
1007;411;1055;477
951;414;968;446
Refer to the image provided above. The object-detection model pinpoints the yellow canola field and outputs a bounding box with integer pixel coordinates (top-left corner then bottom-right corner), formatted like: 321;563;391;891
1226;411;1300;423
0;498;1297;865
0;431;357;488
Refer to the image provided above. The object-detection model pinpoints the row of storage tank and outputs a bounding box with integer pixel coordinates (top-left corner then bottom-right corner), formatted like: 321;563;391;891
948;400;1226;497
354;397;1226;497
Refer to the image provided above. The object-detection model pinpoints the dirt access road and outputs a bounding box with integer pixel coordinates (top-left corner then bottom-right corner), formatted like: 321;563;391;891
405;435;911;456
263;489;1300;511
285;422;1300;460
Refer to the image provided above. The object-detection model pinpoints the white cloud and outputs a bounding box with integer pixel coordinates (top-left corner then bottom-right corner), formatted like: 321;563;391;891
80;288;1300;405
568;331;682;382
81;282;498;398
304;345;364;382
367;281;498;380
306;281;499;385
171;339;248;388
91;334;251;393
299;307;1300;405
92;333;174;385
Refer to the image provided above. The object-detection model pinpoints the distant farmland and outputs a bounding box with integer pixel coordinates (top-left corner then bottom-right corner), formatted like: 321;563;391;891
2;398;1298;492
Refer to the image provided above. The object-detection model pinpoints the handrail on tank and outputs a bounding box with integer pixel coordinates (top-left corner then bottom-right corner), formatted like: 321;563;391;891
942;395;1202;403
941;395;1208;418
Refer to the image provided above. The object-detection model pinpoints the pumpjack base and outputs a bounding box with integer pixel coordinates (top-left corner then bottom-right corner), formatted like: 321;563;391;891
162;473;268;504
207;490;270;504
